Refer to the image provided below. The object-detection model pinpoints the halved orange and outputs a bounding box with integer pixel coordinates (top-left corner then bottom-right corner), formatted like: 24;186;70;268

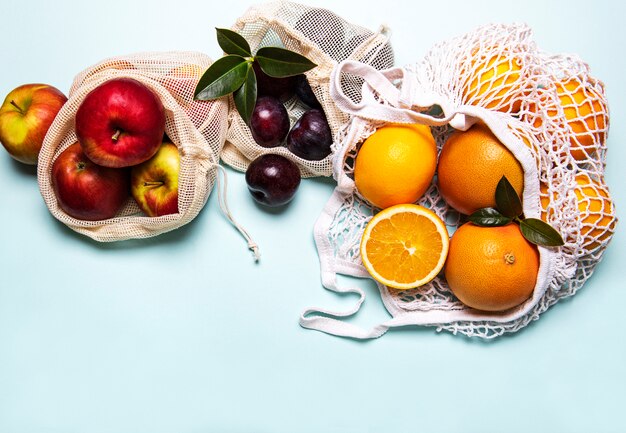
360;204;450;290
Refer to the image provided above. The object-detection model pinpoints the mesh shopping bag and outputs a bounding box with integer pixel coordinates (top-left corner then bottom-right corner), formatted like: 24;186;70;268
220;0;394;177
301;24;617;339
37;52;230;242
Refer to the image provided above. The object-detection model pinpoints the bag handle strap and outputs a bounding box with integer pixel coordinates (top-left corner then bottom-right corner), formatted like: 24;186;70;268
330;60;455;126
330;60;494;132
299;188;389;339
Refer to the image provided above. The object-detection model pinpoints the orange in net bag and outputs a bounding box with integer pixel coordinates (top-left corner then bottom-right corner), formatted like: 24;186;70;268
300;24;617;339
37;52;235;243
221;1;394;178
520;58;609;165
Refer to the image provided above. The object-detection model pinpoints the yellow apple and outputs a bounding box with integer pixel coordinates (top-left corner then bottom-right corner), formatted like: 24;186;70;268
0;83;67;164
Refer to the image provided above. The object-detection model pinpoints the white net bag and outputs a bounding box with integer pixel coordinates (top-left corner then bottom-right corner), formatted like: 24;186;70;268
37;52;229;242
301;24;617;339
221;0;394;177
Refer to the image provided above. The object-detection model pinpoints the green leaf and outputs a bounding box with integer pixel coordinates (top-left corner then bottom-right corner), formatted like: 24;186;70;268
194;55;249;100
496;175;523;218
216;28;252;57
426;104;444;118
255;47;317;77
233;63;257;125
468;208;512;227
519;218;565;247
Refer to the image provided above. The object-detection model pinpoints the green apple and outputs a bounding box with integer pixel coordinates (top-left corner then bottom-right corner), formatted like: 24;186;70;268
131;141;180;217
0;84;67;164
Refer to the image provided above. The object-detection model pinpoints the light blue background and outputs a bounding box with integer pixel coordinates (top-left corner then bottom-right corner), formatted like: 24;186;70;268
1;1;624;432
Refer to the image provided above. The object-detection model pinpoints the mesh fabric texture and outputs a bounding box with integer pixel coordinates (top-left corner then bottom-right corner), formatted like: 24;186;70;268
221;0;395;177
38;52;228;241
301;23;617;339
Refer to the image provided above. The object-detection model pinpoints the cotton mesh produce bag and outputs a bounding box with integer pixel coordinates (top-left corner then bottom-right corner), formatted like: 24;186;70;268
221;0;394;177
301;24;617;339
38;52;229;242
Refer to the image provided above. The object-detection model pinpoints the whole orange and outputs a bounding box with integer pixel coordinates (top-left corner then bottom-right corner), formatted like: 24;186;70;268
540;172;616;252
354;123;437;209
523;77;608;162
445;223;540;312
557;77;608;161
460;50;526;114
437;123;524;215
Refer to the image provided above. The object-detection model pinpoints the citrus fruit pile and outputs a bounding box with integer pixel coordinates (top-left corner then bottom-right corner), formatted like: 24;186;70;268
352;47;615;313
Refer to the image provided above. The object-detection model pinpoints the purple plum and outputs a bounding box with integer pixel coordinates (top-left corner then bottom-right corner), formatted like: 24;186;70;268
287;109;332;161
249;96;290;148
245;154;301;207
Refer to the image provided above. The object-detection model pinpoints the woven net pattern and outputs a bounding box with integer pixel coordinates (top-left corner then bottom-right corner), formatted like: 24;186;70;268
307;23;617;339
221;0;395;177
37;52;229;241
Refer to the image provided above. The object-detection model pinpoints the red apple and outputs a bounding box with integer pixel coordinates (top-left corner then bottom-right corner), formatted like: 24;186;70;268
0;84;67;165
130;141;179;217
51;142;130;220
75;77;165;168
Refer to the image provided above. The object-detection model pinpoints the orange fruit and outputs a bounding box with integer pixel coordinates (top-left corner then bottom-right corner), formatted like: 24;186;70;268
168;64;204;79
444;223;540;312
508;125;538;151
523;77;608;161
354;123;437;209
360;204;449;290
541;172;616;252
557;77;607;161
461;50;526;113
437;123;524;215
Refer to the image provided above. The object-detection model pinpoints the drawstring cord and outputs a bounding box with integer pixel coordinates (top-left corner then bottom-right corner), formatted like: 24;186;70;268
213;164;261;262
181;143;260;262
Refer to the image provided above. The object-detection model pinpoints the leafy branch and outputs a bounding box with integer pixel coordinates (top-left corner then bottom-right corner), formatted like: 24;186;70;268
194;28;317;124
468;176;564;247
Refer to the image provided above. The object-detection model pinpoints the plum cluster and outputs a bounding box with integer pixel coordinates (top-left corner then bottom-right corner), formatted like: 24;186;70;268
245;72;332;207
249;69;332;161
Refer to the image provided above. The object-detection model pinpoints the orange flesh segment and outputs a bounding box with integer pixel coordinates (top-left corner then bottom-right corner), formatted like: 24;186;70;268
365;212;444;285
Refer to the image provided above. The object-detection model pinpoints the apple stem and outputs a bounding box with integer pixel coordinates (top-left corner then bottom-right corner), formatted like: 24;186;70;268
10;100;24;114
143;181;164;187
111;129;122;141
